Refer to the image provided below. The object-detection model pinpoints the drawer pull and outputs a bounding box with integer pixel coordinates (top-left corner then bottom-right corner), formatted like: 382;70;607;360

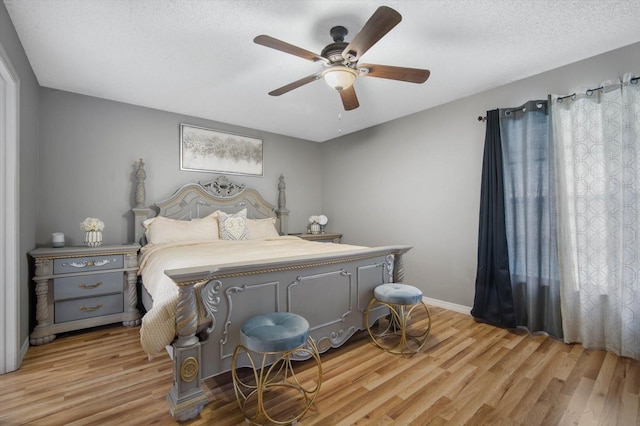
79;281;103;290
79;303;103;313
62;258;118;269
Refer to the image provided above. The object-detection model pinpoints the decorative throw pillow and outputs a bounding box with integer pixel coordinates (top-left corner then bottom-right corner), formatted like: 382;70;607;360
218;209;250;240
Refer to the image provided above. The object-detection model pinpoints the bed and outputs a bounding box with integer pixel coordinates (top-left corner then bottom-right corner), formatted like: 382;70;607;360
131;159;412;420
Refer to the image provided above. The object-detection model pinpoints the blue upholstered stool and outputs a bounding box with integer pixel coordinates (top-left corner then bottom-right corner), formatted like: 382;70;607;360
232;312;322;425
365;283;431;355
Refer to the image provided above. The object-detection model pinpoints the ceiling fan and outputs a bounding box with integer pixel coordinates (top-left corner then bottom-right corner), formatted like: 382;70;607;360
254;6;430;111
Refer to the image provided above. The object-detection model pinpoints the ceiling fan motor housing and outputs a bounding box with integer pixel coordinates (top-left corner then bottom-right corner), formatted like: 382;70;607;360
322;26;352;64
321;42;349;64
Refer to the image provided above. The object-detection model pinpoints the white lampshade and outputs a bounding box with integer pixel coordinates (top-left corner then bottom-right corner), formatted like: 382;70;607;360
322;67;358;91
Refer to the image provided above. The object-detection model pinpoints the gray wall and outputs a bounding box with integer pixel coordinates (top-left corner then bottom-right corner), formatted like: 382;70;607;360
321;42;640;308
38;90;322;246
0;2;40;355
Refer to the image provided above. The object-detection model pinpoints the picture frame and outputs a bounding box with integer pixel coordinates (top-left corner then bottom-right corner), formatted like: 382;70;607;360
180;124;264;176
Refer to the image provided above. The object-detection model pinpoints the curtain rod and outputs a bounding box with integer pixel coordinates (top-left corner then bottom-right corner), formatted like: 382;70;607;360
479;75;640;119
556;75;639;102
478;100;545;122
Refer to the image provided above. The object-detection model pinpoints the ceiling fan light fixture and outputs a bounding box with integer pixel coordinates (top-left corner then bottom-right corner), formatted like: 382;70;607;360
322;66;358;91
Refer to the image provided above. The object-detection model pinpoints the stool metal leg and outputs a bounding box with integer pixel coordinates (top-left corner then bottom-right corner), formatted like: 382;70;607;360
365;298;431;355
232;337;322;425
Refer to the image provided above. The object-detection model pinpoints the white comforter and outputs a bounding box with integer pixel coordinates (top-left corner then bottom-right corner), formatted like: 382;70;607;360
138;236;365;356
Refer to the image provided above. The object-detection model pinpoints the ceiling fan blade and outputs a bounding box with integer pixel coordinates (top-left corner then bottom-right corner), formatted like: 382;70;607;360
341;6;402;62
268;73;321;96
254;35;329;64
339;86;359;111
358;63;430;83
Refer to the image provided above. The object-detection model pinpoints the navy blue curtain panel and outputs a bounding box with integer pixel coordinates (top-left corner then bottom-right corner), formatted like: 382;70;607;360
471;109;516;328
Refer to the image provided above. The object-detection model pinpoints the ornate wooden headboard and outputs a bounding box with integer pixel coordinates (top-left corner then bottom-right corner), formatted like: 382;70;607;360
131;159;289;243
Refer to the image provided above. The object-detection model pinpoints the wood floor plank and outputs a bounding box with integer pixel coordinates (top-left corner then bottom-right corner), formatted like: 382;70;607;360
599;358;626;426
1;307;639;425
558;376;596;425
387;367;450;418
580;351;620;424
506;345;566;424
352;395;404;425
531;377;567;426
618;391;639;426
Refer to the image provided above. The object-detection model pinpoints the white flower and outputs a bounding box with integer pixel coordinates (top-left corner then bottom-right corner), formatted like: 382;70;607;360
308;215;321;224
80;217;105;232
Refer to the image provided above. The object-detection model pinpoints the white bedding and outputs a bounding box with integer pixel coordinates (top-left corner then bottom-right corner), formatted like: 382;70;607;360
138;236;366;356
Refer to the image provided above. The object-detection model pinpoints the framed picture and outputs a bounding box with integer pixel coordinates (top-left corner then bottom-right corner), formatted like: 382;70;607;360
180;124;263;176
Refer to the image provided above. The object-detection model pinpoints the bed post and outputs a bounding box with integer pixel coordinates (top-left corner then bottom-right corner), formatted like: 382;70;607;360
393;251;406;283
276;174;289;235
389;246;410;283
167;281;208;421
132;159;152;244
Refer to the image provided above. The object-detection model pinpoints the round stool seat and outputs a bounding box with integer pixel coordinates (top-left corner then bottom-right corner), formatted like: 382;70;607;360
366;283;431;355
374;283;423;305
241;312;310;353
233;312;321;424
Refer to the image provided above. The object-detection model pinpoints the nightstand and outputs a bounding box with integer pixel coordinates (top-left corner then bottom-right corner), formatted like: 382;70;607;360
29;244;141;345
296;232;342;243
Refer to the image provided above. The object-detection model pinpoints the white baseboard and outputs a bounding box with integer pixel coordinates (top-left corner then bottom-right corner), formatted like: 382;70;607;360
423;297;472;315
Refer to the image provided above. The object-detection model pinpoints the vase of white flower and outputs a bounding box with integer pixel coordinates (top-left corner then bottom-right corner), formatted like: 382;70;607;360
310;223;321;234
308;215;321;235
84;231;102;247
80;217;105;247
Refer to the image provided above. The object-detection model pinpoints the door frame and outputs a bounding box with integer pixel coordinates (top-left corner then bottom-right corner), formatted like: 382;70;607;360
0;43;21;374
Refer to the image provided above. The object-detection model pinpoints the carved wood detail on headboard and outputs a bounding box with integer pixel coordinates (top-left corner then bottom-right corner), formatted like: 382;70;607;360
199;176;246;197
131;159;289;244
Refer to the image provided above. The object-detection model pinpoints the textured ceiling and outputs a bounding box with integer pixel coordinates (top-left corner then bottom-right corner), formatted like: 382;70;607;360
4;0;640;142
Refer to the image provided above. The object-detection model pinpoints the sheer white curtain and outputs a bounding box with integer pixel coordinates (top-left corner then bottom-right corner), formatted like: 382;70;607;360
552;73;640;359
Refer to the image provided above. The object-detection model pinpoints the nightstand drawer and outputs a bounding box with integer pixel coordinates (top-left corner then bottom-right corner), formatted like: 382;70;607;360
55;294;124;323
53;272;123;300
54;254;124;274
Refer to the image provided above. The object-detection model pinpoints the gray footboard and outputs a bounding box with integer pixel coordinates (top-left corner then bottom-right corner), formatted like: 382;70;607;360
163;245;411;421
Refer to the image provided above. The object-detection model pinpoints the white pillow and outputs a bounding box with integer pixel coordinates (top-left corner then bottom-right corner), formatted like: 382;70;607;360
143;213;219;244
218;209;250;240
246;217;280;238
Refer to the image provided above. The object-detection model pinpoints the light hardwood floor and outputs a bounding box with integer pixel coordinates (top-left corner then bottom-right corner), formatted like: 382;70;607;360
1;307;639;425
